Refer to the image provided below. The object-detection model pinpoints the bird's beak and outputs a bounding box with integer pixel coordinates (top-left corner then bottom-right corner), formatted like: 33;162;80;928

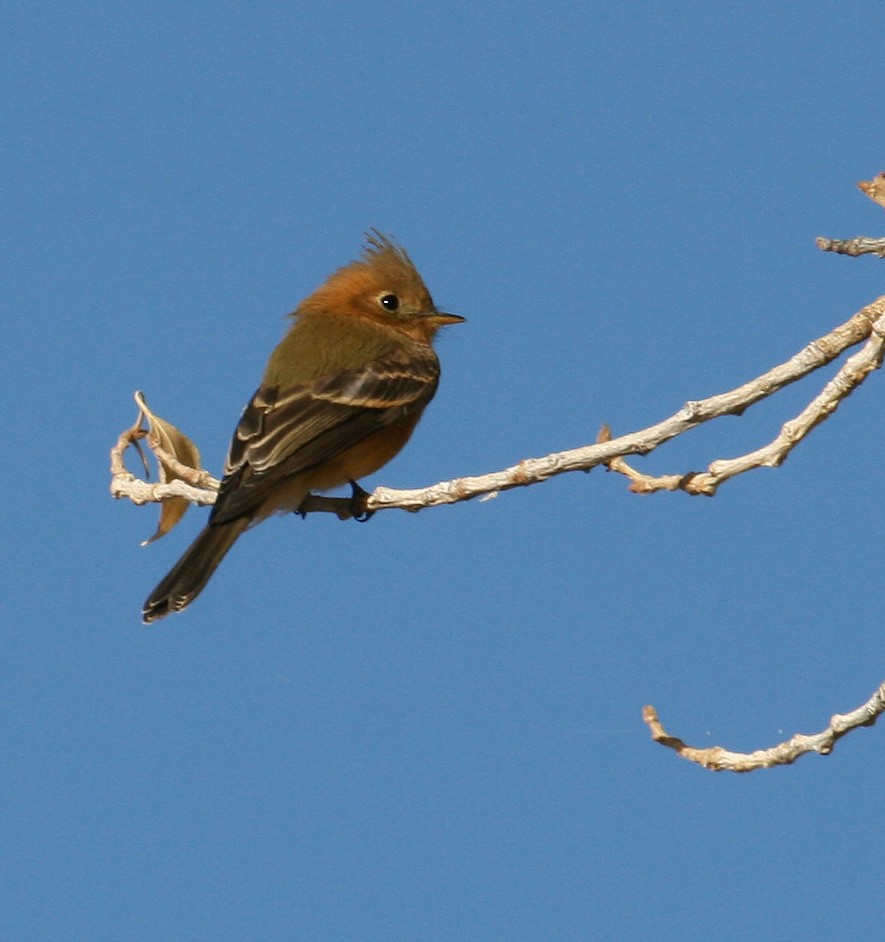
422;310;466;326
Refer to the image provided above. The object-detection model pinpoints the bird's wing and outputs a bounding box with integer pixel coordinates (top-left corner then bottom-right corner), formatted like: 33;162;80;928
210;343;440;523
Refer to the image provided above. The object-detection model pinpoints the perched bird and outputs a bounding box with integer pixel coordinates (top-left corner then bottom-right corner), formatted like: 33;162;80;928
142;232;463;623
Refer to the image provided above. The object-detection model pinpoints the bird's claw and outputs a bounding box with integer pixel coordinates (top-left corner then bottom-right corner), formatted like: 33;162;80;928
348;480;375;522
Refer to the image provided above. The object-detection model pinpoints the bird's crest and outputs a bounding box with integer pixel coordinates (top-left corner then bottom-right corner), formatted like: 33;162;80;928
294;231;433;318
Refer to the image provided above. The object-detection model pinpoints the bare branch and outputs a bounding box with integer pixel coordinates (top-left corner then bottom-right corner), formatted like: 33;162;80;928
110;296;885;514
816;235;885;258
109;402;219;509
643;683;885;772
369;298;885;509
607;309;885;495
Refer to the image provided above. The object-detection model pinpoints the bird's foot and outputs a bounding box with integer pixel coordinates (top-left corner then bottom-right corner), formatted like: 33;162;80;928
348;480;374;522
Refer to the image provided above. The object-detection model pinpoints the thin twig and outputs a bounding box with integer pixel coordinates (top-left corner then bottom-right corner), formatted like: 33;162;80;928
607;311;885;494
366;295;885;509
815;235;885;258
643;683;885;772
109;410;219;507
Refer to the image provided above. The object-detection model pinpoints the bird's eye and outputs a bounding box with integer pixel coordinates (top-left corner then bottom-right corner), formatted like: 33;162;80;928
379;293;400;311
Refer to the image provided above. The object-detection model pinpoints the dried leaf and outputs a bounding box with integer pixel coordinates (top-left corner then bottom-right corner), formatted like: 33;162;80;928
134;391;202;544
858;172;885;210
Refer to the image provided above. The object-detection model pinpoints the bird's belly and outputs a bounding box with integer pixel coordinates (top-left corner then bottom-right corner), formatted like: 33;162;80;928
311;416;421;489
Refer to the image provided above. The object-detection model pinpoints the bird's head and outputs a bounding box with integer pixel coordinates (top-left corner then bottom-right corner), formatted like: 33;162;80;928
296;231;464;341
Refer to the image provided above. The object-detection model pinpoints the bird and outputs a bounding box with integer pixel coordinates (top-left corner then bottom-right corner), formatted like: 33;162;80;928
142;232;464;623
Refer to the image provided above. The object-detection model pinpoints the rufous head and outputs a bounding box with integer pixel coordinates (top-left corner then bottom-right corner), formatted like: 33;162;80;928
296;231;464;340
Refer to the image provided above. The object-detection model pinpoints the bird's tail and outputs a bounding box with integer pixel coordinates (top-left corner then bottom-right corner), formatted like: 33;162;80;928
142;518;249;623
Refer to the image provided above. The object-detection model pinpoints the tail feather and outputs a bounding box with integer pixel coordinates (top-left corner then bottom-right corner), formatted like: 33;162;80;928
142;518;249;623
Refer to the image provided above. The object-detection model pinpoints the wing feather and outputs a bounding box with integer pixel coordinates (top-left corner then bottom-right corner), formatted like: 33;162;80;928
210;343;440;524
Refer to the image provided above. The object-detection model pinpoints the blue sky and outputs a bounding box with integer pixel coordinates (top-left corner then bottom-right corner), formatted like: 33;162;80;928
3;4;883;939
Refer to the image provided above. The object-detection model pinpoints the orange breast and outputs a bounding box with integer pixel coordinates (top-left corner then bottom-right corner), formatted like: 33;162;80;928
308;414;423;489
256;414;423;520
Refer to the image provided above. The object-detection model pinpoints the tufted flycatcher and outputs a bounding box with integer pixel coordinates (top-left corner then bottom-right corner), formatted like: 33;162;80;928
142;232;463;623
